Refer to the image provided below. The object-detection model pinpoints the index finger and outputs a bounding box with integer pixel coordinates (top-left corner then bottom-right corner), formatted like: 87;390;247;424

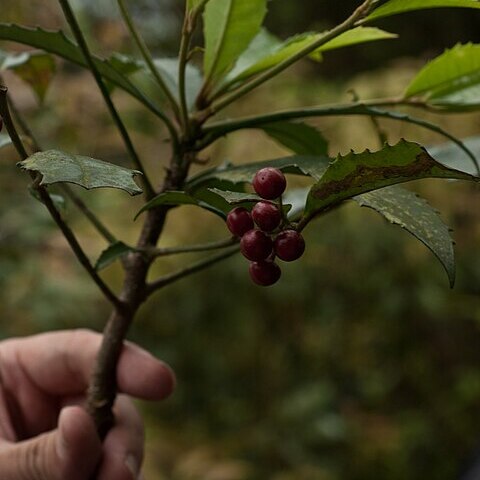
0;329;175;400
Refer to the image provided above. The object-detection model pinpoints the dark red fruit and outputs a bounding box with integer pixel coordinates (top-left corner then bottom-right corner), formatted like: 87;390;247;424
249;261;281;286
252;167;286;200
252;201;282;232
240;229;273;261
274;230;305;262
226;207;254;237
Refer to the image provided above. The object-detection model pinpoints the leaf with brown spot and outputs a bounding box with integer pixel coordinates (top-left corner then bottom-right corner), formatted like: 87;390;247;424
304;140;478;218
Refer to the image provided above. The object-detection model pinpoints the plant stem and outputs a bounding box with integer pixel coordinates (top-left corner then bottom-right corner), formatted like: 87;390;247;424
117;0;182;124
201;0;375;119
146;244;240;294
57;0;156;198
199;102;479;173
0;86;122;309
178;10;195;136
143;236;237;257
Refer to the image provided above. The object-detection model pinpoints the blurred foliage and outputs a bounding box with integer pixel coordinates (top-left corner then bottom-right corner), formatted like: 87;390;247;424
2;1;480;480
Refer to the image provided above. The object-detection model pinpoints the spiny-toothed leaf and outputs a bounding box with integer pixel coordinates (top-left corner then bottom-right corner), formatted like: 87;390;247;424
0;49;56;102
203;0;267;85
18;150;143;196
0;133;12;150
367;0;480;21
95;241;133;271
354;186;456;287
304;140;478;217
187;155;330;191
428;136;480;175
223;27;396;87
260;122;328;155
405;43;480;110
0;24;157;112
135;191;225;220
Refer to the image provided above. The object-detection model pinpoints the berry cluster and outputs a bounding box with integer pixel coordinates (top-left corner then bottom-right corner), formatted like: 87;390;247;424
226;167;305;286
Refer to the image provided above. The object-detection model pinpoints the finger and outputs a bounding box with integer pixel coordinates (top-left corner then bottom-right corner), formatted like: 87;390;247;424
97;395;144;480
0;329;175;399
0;406;101;480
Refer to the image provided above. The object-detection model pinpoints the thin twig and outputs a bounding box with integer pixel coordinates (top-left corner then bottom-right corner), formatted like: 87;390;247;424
57;0;156;198
199;0;376;119
146;244;240;294
143;236;237;258
178;11;195;135
198;101;480;174
0;85;122;309
117;0;182;124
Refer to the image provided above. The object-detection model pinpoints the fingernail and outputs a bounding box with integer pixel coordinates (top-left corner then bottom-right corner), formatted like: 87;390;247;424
125;454;140;478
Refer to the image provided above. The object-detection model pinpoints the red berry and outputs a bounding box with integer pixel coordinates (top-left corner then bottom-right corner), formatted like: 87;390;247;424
249;261;281;286
240;229;273;261
252;201;282;232
274;230;305;262
226;207;254;237
252;167;286;200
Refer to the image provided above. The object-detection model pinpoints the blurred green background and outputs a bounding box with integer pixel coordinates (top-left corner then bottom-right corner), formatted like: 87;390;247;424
2;1;480;479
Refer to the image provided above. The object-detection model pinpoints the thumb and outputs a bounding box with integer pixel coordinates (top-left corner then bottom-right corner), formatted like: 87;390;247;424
0;406;102;480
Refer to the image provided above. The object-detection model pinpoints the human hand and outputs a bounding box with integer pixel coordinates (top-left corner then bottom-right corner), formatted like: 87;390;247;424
0;329;175;480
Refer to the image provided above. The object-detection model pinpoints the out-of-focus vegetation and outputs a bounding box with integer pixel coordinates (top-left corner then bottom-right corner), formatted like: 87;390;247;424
2;1;480;479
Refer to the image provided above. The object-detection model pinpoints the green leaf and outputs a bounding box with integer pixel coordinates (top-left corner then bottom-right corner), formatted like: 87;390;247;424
207;188;292;216
18;150;143;196
109;54;202;109
0;24;158;113
187;155;330;191
260;122;328;155
367;0;480;21
0;49;56;102
0;133;12;150
208;188;261;204
405;43;480;110
203;0;267;84
187;0;207;11
224;27;396;86
135;191;225;220
95;241;133;271
304;140;478;218
354;186;455;287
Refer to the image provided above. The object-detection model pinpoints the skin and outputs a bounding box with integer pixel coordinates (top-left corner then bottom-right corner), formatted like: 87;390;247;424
0;329;176;480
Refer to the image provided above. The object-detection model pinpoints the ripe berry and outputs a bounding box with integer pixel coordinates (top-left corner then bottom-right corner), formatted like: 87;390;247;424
240;229;273;261
252;201;282;232
249;261;281;286
226;207;254;237
274;230;305;262
253;167;286;200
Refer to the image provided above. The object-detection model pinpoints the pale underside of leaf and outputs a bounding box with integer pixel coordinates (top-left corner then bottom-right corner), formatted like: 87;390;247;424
18;150;143;196
367;0;480;21
354;186;456;287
